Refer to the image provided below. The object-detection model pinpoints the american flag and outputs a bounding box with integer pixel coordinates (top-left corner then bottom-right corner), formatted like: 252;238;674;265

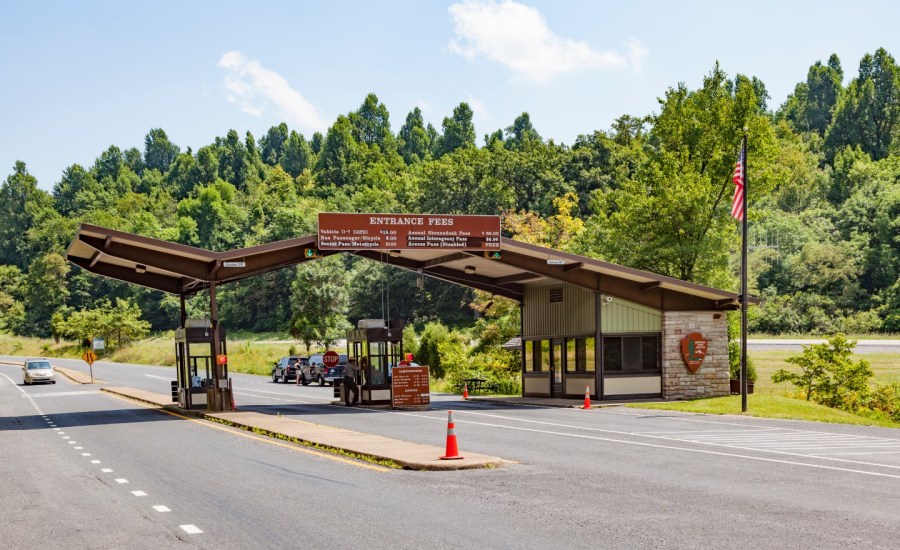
731;147;744;221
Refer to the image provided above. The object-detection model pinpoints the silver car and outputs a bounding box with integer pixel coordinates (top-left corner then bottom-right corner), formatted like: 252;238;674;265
23;358;56;385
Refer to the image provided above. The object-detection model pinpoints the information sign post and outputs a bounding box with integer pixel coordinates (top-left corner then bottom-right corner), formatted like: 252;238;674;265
391;365;430;409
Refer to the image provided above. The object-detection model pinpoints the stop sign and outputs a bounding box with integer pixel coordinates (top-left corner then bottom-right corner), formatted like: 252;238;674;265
322;351;340;368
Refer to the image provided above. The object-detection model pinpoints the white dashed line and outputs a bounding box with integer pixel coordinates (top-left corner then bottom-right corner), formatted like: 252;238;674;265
68;441;76;444
81;453;91;457
101;468;113;473
153;505;171;513
62;436;69;439
115;478;129;484
91;460;101;464
180;524;202;534
75;447;83;450
131;491;147;497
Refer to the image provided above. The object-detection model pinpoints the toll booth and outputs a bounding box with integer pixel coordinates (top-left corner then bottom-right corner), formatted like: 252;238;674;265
345;319;404;405
174;319;232;411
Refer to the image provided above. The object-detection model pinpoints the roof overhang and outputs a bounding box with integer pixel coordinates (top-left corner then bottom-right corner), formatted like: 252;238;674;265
66;224;754;310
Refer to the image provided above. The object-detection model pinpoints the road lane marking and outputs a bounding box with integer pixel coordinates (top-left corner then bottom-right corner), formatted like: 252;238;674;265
68;441;76;444
101;468;113;473
445;414;900;480
91;460;101;464
0;373;26;394
115;478;129;484
150;406;390;472
81;453;91;456
131;491;147;497
180;525;202;534
75;446;83;449
62;436;69;439
153;505;171;512
388;409;900;477
26;391;99;398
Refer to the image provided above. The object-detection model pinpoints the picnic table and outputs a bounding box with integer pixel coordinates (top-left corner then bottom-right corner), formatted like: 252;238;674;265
461;378;488;394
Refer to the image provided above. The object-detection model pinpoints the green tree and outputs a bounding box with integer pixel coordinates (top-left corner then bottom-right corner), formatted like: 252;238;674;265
22;253;70;335
504;112;542;151
0;162;55;269
290;257;352;347
825;48;900;162
582;64;776;286
349;93;396;153
281;130;311;178
398;107;431;164
260;123;289;165
772;334;872;408
439;102;476;155
144;128;181;173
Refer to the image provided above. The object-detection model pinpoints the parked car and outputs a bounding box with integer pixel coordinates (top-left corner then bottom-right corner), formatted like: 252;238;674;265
303;353;347;385
23;358;56;385
271;356;307;383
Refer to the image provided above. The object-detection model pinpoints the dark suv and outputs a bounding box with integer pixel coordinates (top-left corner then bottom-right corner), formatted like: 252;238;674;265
271;356;307;383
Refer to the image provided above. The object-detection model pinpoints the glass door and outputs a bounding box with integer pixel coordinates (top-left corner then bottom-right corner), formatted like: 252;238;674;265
550;339;564;396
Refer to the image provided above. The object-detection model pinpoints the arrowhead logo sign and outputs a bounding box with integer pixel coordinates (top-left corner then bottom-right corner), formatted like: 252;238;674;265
680;332;708;373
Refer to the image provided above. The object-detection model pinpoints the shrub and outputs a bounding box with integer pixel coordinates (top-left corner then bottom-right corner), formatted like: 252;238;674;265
772;334;872;409
728;340;757;382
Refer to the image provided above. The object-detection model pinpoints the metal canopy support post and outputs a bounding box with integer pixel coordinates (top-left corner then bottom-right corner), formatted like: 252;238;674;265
209;282;224;411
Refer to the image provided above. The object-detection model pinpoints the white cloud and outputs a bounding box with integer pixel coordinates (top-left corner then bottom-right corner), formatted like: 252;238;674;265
448;0;647;81
217;51;327;131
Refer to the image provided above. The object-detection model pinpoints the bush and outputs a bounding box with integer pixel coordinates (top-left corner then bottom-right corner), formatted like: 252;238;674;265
772;334;872;409
728;340;757;382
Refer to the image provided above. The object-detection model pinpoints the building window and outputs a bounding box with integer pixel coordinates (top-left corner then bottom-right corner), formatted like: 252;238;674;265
526;340;548;372
603;335;660;373
565;337;595;372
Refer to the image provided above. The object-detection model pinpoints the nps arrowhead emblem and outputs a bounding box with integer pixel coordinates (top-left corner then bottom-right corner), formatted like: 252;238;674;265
680;332;708;373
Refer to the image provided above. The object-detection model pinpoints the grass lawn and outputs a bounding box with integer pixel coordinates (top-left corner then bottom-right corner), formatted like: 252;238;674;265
629;348;900;428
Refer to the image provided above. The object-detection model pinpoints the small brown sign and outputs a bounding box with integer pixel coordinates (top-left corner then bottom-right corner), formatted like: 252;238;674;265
680;332;708;372
317;213;501;251
391;365;430;408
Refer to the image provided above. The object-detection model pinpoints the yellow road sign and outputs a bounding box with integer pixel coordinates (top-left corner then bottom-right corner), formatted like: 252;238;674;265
82;351;97;365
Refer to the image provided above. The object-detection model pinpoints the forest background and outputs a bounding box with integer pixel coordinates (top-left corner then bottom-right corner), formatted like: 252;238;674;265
2;48;900;373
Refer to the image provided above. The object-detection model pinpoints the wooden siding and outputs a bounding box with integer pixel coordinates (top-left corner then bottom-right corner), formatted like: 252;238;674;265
523;284;596;338
600;296;662;333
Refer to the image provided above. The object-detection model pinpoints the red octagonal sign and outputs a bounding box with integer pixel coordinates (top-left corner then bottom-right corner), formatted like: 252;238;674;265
322;351;340;368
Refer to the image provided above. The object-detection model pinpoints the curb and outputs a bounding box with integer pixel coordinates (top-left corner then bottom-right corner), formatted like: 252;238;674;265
100;387;509;471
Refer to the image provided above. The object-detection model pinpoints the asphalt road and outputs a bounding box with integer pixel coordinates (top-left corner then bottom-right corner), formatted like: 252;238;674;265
3;358;900;549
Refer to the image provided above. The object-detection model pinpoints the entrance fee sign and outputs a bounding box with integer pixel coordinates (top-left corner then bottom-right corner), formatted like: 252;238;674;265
680;332;708;372
391;365;430;408
322;351;340;368
317;213;501;251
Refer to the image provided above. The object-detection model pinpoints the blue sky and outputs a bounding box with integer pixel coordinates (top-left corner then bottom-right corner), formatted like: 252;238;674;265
3;0;899;190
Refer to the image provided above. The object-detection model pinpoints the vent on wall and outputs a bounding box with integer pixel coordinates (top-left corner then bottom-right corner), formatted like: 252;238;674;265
549;287;563;303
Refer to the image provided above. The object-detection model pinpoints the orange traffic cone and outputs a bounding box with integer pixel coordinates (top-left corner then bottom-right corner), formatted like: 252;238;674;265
463;383;469;400
440;410;464;460
230;380;237;411
582;386;591;409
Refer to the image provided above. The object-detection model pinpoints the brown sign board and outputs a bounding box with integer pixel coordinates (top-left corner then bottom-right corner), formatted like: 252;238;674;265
391;365;431;408
680;332;708;372
317;213;501;251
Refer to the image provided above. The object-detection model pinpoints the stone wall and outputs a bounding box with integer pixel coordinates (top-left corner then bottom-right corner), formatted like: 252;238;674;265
661;311;729;400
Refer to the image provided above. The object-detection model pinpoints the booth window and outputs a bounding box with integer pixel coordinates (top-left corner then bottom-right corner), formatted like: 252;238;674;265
603;335;660;373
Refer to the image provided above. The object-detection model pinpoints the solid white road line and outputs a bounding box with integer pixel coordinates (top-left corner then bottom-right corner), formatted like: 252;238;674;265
180;525;202;534
0;373;27;394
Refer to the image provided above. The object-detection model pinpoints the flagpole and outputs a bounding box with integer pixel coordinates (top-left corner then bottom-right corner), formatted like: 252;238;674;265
740;130;749;413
